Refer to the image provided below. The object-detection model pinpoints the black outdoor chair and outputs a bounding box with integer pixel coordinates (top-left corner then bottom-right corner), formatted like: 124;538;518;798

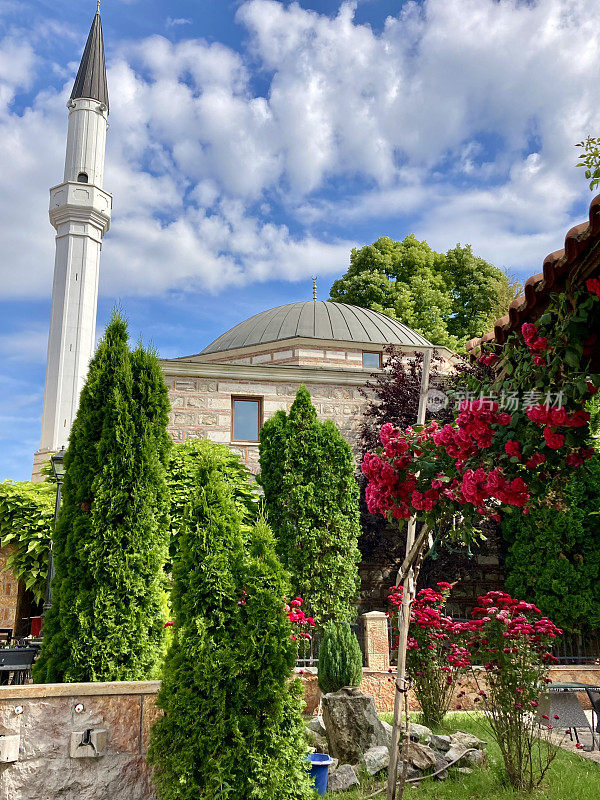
0;647;37;685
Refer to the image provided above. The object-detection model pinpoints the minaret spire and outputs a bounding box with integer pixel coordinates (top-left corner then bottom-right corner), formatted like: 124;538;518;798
70;6;109;111
33;7;112;479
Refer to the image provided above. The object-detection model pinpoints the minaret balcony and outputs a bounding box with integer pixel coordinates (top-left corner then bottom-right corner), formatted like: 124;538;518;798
49;181;112;235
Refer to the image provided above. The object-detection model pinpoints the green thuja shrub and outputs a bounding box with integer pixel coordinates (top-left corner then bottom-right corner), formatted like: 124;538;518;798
317;621;363;694
148;453;313;800
258;385;361;627
33;313;171;683
166;438;259;567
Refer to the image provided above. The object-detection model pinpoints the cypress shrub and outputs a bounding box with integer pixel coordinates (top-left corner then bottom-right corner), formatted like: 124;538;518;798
317;621;363;694
148;452;313;800
258;385;361;627
33;313;170;683
166;438;259;567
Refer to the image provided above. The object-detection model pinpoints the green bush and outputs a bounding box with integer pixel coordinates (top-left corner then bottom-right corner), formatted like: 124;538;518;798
502;456;600;632
0;480;54;603
258;385;361;627
33;313;171;682
166;438;258;565
317;621;363;694
148;451;313;800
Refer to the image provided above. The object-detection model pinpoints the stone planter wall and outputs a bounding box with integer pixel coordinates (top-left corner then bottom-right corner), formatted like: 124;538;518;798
0;681;160;800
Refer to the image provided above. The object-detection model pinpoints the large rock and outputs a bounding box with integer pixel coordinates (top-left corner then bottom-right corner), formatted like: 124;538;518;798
380;720;393;746
450;730;487;750
427;733;451;752
405;741;437;771
445;745;487;768
309;716;327;737
361;746;390;776
408;723;432;742
322;688;389;764
327;764;360;792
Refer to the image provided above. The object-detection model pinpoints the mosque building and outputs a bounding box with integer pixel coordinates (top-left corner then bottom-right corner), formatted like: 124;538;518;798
34;6;452;481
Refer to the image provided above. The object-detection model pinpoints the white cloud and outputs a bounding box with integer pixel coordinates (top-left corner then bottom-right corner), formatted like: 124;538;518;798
2;0;600;302
166;17;192;28
0;325;48;362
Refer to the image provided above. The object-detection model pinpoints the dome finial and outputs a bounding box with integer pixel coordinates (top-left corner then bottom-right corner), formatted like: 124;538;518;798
97;0;100;13
312;276;317;301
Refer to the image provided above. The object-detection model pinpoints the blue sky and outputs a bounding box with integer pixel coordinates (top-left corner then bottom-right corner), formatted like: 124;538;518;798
1;0;599;480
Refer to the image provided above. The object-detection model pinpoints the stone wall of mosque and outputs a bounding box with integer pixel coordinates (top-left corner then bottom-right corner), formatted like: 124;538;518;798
163;371;371;474
199;343;376;369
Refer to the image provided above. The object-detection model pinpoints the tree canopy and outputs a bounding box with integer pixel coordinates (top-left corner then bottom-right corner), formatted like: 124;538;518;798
329;235;519;350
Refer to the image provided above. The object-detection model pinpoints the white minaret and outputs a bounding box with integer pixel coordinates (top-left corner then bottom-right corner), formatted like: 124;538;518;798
33;6;111;480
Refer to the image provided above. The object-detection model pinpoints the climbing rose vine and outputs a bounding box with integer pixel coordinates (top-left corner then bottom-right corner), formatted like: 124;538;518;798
362;282;600;532
388;582;470;727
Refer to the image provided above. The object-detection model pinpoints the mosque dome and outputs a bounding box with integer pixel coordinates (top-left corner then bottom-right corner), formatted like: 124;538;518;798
200;301;432;355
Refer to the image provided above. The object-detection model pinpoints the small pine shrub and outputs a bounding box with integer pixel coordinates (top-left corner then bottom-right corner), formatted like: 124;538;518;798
317;621;363;694
148;452;313;800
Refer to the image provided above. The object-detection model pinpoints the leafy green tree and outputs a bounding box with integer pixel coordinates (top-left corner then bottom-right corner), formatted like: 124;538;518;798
576;135;600;191
148;452;312;800
317;621;363;694
502;457;600;632
33;313;171;683
0;481;54;603
329;235;519;349
258;385;361;627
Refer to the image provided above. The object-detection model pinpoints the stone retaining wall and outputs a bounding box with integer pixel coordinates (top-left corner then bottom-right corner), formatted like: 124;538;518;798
0;681;160;800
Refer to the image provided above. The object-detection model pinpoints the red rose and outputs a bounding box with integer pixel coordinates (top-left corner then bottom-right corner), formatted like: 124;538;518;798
586;277;600;299
533;355;545;366
504;441;521;459
550;407;567;426
521;323;538;343
530;336;548;351
543;427;565;450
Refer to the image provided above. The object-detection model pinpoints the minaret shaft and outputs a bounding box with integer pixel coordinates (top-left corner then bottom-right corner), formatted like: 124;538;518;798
33;11;111;480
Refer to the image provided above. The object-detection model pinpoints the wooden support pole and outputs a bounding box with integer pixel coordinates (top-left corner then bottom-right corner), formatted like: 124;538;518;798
387;349;432;800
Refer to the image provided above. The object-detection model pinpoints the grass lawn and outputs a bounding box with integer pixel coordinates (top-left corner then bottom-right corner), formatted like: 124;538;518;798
338;712;600;800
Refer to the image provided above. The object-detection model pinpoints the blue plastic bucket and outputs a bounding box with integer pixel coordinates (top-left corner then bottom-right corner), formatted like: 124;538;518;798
306;752;334;796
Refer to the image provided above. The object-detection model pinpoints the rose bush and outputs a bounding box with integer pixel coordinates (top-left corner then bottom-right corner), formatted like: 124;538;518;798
388;582;470;727
455;591;563;791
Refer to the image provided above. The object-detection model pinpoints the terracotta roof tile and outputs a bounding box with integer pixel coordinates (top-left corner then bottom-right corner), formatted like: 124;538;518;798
466;194;600;353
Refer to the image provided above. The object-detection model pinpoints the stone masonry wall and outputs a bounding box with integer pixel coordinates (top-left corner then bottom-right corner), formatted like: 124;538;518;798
164;373;369;474
0;682;160;800
0;546;20;634
200;344;375;369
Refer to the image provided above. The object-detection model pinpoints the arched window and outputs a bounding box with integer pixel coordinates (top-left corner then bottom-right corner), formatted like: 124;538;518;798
77;172;89;183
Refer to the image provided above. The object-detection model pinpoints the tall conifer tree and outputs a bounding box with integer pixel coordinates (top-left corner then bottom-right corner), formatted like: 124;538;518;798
148;454;312;800
258;385;361;626
33;313;170;682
